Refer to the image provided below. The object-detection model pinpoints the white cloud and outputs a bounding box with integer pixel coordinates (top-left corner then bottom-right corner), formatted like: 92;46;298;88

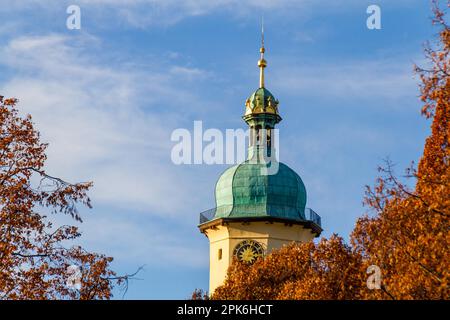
272;57;420;103
0;33;219;269
0;34;211;217
76;215;207;267
0;0;423;29
169;66;210;81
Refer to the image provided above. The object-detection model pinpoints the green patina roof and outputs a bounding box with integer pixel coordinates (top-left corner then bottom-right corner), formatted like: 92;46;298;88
248;87;276;106
244;87;280;117
213;161;307;221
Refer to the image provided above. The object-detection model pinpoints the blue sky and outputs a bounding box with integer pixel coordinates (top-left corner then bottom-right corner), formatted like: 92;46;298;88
0;0;437;299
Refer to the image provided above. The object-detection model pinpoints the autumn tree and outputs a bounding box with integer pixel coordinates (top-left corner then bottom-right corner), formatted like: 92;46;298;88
0;97;132;299
213;236;366;300
210;1;449;300
351;0;450;299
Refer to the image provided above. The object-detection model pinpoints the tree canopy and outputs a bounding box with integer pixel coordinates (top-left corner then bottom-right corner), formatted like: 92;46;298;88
0;97;130;299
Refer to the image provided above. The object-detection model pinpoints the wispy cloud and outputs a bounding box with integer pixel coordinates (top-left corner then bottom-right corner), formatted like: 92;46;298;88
272;57;420;104
169;66;211;81
0;33;221;270
0;34;212;216
0;0;423;30
75;215;207;267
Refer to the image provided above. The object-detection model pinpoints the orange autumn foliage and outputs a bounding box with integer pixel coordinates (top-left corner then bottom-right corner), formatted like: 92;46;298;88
351;0;450;299
0;97;130;299
212;1;450;300
213;236;366;300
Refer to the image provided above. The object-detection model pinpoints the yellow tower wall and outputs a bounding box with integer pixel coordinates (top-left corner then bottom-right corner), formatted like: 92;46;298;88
204;221;316;294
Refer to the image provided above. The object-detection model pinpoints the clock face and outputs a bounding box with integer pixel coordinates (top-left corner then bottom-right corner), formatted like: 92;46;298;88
233;240;264;264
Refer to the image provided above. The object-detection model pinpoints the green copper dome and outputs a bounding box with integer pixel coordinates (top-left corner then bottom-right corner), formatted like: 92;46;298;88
198;35;322;235
213;161;307;221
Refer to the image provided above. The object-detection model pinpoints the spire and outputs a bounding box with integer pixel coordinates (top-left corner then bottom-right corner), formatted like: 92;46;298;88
258;18;267;88
243;19;281;122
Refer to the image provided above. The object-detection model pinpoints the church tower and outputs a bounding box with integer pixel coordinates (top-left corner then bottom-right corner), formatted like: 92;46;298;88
198;29;322;294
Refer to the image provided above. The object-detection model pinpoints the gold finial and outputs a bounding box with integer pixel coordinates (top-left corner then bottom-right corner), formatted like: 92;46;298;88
258;18;267;88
